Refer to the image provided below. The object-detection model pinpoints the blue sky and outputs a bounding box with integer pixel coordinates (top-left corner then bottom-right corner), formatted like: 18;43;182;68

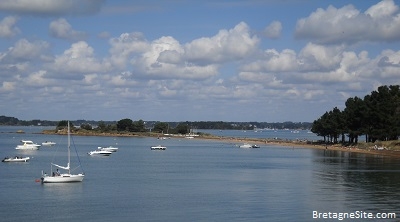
0;0;399;122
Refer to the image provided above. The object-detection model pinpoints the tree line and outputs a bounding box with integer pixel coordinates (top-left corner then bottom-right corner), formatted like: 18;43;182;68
0;115;312;131
311;85;400;144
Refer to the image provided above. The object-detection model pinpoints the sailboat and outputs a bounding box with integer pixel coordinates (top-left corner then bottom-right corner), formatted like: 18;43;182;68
41;121;85;183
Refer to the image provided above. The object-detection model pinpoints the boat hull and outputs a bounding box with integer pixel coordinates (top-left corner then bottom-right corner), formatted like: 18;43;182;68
15;146;40;150
2;157;30;162
98;146;118;152
151;146;166;150
41;174;84;183
42;142;56;146
16;140;41;150
88;150;112;156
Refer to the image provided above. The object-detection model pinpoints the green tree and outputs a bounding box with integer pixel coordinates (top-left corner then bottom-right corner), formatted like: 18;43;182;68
343;96;365;143
80;123;92;130
117;118;133;131
153;122;169;133
56;120;75;131
175;123;189;134
132;119;146;132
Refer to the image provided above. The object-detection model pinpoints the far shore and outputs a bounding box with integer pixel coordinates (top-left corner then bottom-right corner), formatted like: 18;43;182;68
40;129;400;158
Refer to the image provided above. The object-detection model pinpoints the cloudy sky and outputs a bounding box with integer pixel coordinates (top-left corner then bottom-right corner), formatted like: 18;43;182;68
0;0;399;122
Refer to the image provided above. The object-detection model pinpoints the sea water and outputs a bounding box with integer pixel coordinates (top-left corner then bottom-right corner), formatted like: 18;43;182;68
0;127;399;221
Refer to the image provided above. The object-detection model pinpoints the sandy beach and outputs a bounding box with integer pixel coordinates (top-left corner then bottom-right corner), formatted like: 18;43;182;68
197;135;400;158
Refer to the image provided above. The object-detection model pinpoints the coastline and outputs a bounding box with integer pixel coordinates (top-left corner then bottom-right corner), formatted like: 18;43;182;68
41;129;400;158
204;136;400;158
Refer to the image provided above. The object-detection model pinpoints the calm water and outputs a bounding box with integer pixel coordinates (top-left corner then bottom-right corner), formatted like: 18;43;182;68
1;127;400;221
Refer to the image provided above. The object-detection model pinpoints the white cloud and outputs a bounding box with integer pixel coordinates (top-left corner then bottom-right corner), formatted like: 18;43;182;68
365;0;398;18
298;43;344;71
263;21;282;39
49;18;86;41
241;49;299;73
295;0;400;44
107;22;259;81
108;32;149;69
0;81;15;92
0;0;105;16
0;16;19;38
376;49;400;79
184;22;259;65
25;70;54;87
9;39;50;61
48;41;110;77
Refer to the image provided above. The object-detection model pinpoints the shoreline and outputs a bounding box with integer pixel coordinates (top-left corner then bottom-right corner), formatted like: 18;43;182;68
41;129;400;158
193;135;400;158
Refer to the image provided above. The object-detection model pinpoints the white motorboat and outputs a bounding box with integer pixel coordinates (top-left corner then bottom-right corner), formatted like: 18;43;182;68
239;143;252;148
97;146;118;152
15;140;41;150
252;144;260;148
41;122;85;183
151;145;167;150
88;150;112;156
2;156;30;162
42;141;56;146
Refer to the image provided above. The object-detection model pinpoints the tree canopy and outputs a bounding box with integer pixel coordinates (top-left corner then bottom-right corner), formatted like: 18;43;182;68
312;85;400;143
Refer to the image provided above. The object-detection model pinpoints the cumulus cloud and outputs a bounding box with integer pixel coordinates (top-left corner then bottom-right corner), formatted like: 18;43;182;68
263;21;282;39
298;43;345;71
295;0;400;44
8;39;51;61
108;32;149;69
0;0;105;16
241;49;299;73
0;16;19;38
47;41;110;78
108;22;259;80
0;81;15;92
237;41;400;97
184;22;259;65
49;18;86;41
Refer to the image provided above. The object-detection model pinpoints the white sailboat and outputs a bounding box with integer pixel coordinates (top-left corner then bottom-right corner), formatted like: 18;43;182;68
41;122;84;183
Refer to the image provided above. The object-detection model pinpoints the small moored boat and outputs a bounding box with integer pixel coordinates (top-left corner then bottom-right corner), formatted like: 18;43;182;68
97;146;118;152
42;141;56;146
2;156;30;162
151;145;167;150
88;150;112;156
41;121;85;183
15;140;41;150
239;143;252;148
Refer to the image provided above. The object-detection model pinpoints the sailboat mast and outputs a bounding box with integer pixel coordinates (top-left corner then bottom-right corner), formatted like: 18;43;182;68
68;121;71;174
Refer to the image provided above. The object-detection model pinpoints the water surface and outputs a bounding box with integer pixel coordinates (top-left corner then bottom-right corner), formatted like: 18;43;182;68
0;127;399;221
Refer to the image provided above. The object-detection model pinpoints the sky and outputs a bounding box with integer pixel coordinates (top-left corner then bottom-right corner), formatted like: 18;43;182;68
0;0;399;122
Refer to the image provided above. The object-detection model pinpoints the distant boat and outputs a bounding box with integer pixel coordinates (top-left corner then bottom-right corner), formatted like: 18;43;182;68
42;141;56;146
2;156;30;162
88;150;112;156
251;144;260;148
239;143;252;148
151;145;167;150
97;146;118;152
15;140;41;150
41;121;85;183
